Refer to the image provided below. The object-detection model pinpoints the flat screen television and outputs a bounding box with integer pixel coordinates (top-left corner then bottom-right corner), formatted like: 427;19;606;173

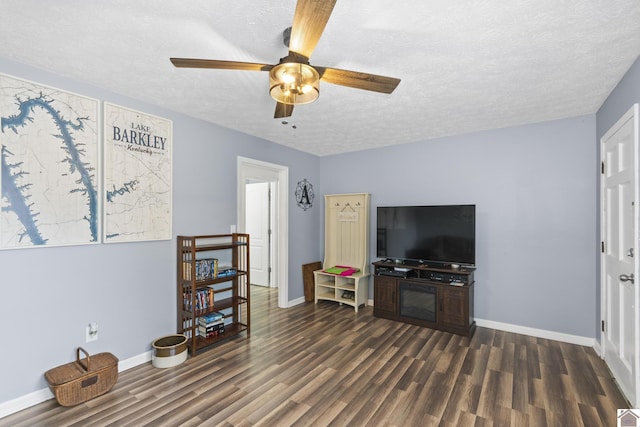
376;204;476;267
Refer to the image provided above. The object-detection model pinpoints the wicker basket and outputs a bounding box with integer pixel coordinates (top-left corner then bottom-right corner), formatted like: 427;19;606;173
44;347;118;406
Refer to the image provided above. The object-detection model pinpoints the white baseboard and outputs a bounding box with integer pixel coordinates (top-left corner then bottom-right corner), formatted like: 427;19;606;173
0;388;54;420
0;350;152;420
592;339;603;357
475;318;596;347
287;296;306;307
364;301;595;348
119;350;152;371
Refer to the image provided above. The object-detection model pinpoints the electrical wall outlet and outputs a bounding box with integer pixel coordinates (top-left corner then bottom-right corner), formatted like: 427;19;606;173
86;322;98;342
230;224;237;233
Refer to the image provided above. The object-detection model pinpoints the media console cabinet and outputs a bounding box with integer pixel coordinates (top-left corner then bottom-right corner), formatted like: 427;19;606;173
372;261;476;337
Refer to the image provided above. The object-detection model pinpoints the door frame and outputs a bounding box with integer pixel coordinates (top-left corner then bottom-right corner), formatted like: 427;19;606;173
237;156;289;308
600;103;640;407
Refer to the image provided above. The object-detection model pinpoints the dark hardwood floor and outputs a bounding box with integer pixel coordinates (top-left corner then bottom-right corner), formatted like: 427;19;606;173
1;286;629;426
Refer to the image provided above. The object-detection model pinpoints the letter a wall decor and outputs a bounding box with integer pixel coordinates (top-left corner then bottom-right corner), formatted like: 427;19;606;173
0;73;100;249
103;102;172;243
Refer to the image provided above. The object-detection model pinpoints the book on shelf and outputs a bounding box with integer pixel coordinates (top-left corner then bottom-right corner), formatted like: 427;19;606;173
194;258;219;280
199;331;224;339
199;318;224;328
183;288;214;312
182;262;192;280
198;323;225;338
199;322;224;332
199;311;224;324
182;259;219;281
217;266;237;278
324;265;360;276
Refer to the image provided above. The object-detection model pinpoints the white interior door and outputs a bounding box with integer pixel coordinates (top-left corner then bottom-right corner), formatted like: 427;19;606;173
237;156;289;308
601;103;640;407
246;182;270;287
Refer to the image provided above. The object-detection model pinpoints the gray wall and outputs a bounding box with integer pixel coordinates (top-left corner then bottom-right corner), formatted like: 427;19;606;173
319;116;598;337
3;53;638;407
0;58;321;403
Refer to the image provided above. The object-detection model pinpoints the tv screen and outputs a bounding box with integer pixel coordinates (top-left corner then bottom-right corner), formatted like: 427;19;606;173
376;205;475;266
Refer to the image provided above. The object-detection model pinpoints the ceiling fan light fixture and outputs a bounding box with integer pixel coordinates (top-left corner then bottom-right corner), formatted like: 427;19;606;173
269;62;319;105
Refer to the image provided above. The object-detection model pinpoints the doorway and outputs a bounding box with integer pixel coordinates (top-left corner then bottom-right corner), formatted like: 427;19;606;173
237;157;289;308
246;181;274;287
600;103;640;407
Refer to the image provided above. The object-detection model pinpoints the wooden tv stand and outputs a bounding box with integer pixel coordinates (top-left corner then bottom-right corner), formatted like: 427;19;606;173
372;261;475;337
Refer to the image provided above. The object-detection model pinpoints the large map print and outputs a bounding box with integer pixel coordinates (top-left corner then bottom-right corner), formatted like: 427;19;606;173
103;103;172;242
0;74;99;249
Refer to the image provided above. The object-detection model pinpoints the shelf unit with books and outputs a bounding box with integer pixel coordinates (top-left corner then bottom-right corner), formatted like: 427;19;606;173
177;233;250;355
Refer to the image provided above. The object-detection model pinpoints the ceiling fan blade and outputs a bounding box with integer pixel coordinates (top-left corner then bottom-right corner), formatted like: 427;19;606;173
170;58;274;72
288;0;337;60
317;67;401;94
274;102;294;119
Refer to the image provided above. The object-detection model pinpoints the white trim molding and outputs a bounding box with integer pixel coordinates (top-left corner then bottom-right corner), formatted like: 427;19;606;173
475;318;596;347
237;157;289;309
0;388;54;420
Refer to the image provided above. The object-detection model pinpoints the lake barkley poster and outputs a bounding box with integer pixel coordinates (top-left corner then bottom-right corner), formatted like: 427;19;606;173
103;103;172;242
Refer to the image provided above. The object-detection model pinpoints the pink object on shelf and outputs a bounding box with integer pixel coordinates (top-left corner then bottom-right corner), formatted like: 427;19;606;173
323;265;360;276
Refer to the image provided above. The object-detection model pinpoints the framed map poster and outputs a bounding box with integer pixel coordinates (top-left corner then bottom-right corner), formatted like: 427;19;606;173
103;103;172;243
0;73;100;249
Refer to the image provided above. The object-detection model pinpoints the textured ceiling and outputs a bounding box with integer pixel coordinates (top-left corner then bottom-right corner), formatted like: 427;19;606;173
1;1;639;156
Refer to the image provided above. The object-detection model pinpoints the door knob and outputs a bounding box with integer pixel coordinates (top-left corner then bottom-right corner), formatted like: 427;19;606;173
620;273;635;284
628;248;634;258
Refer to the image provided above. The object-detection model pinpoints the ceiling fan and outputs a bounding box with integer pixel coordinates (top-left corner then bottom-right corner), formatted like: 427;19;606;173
170;0;401;118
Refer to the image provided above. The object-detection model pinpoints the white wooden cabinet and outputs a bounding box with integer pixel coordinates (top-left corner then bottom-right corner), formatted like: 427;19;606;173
315;193;370;312
314;271;369;312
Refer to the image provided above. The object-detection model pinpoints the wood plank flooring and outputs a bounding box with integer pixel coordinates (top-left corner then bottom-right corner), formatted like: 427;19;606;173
1;286;629;426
